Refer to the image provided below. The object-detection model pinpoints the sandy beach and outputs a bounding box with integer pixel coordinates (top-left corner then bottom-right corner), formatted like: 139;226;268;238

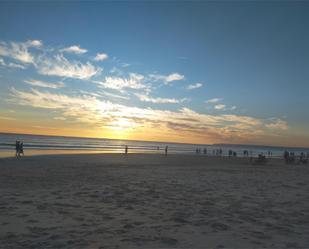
0;154;309;248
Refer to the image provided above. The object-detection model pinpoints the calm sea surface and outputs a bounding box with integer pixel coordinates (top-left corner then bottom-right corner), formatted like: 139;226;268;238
0;132;308;158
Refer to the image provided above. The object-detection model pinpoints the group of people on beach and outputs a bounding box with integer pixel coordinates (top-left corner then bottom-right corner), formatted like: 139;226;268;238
15;140;24;157
124;145;169;156
283;151;308;164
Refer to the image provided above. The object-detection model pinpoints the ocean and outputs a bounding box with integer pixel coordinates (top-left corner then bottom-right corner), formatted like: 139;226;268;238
0;132;308;158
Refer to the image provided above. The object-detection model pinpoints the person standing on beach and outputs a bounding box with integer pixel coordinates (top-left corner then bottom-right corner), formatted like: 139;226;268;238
165;146;168;156
125;145;128;154
19;142;24;156
15;140;20;157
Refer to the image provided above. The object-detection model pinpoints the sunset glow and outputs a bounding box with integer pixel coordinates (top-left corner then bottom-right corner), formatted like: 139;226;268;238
0;2;308;147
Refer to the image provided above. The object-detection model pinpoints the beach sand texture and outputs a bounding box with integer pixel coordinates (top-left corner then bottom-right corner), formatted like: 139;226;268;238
0;154;309;248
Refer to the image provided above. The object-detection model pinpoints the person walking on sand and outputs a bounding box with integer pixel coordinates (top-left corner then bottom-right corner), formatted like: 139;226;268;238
203;148;207;155
15;140;20;157
165;146;168;156
125;145;128;155
19;142;24;156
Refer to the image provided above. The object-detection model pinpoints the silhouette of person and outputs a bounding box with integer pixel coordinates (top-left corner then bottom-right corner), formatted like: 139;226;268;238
19;142;24;156
203;148;207;155
165;146;168;156
228;150;232;158
15;140;20;157
125;145;128;154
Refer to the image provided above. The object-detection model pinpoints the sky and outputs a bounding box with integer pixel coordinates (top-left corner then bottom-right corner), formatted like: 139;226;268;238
0;2;308;147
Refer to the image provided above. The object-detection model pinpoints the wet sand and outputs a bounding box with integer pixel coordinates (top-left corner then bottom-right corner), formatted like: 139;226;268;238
0;154;309;248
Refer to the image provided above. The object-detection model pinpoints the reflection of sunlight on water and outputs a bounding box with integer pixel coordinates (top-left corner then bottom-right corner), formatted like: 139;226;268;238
0;148;164;158
0;149;117;158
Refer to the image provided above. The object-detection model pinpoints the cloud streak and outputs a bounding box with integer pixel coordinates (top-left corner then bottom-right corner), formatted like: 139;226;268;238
135;93;188;104
186;83;203;90
24;79;65;89
149;73;184;84
9;88;289;143
94;53;108;61
94;73;149;91
61;45;87;54
35;54;102;79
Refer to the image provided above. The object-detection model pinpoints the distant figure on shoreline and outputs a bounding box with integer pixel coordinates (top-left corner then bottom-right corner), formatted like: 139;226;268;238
19;142;24;156
15;140;24;157
203;148;207;155
165;146;168;156
125;145;128;154
243;150;248;157
228;150;233;158
15;140;20;157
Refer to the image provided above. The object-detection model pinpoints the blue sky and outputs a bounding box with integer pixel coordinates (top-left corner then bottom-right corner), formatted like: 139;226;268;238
0;2;308;146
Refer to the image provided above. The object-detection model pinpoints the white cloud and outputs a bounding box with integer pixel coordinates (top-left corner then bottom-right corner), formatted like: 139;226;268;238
28;40;43;47
24;79;65;89
135;93;188;104
35;54;102;79
266;119;288;130
0;41;34;64
149;72;185;84
205;98;222;104
186;83;203;90
94;53;108;61
9;88;289;142
0;58;26;69
0;40;43;65
214;104;226;110
95;73;149;91
61;45;87;54
8;62;26;69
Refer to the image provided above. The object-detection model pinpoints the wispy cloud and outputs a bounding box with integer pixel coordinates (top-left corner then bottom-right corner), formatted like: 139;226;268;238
135;93;188;104
0;40;38;64
0;58;26;69
24;79;65;89
266;118;288;130
35;54;102;79
94;53;108;61
94;73;149;91
186;83;203;90
9;88;289;143
61;45;87;54
205;98;222;104
149;72;184;84
214;104;226;110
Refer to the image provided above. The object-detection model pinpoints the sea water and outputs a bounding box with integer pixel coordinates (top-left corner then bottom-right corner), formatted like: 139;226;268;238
0;132;308;158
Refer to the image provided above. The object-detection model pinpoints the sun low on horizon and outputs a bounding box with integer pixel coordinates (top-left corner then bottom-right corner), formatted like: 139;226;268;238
0;2;309;147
